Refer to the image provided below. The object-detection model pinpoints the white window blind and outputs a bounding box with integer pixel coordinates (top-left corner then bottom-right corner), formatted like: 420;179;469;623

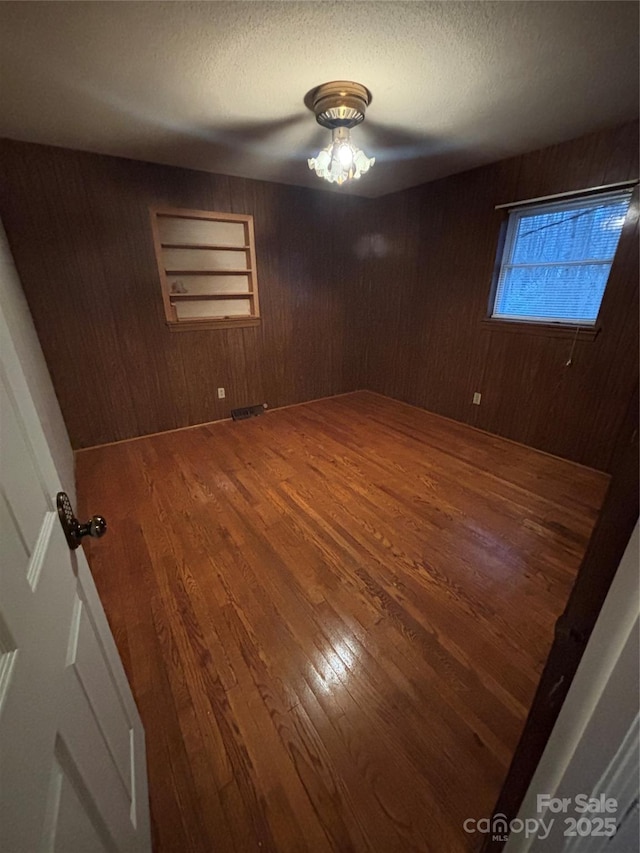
492;189;632;326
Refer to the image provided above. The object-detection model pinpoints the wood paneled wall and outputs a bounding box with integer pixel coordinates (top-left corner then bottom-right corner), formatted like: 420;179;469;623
358;122;639;471
1;123;638;467
0;141;366;447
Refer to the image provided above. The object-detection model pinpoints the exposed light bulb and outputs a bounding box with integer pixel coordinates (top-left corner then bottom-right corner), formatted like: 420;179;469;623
337;143;353;169
308;127;375;186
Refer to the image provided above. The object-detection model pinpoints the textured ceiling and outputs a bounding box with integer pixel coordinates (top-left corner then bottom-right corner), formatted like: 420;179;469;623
0;1;638;197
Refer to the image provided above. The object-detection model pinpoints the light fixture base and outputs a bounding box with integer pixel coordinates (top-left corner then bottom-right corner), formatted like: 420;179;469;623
308;81;373;129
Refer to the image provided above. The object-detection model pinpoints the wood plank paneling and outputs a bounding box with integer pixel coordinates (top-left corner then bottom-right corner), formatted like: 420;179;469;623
75;392;608;853
360;122;639;471
1;123;637;467
0;140;366;448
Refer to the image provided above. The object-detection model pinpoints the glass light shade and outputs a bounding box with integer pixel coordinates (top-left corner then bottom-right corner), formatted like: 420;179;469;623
308;127;375;186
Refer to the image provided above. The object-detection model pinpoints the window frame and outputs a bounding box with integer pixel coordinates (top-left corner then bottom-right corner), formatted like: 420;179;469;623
485;189;632;338
150;206;260;332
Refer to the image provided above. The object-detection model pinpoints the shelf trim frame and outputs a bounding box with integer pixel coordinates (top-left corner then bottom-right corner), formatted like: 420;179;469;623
150;205;260;329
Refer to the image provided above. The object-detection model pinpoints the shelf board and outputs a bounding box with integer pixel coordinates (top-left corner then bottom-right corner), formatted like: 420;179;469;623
169;315;258;330
161;243;250;251
164;269;252;275
167;316;261;332
170;292;253;301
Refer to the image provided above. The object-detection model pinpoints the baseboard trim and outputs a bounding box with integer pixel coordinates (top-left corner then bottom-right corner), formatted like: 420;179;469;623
75;388;608;477
363;390;608;476
74;390;363;453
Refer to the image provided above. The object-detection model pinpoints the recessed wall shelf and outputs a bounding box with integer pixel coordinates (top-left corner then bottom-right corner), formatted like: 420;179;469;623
150;206;260;331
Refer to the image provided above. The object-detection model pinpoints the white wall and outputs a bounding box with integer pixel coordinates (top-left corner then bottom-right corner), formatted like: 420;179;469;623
506;522;639;852
0;219;75;500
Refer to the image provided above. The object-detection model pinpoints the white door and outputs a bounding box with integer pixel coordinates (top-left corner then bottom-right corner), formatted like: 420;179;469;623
0;232;151;852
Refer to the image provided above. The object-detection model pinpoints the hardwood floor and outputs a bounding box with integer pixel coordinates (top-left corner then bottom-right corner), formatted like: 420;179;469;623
75;391;608;852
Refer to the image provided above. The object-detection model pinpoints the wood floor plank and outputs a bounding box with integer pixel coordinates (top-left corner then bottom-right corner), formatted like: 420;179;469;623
76;391;608;852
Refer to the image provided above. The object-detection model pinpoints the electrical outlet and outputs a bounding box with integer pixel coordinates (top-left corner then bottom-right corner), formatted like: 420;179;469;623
217;387;225;399
472;392;482;405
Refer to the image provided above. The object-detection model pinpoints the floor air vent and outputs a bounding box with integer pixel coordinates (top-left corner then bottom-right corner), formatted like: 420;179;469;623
231;403;267;421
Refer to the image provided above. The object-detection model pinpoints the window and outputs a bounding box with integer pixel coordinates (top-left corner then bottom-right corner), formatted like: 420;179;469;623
150;207;260;331
491;189;632;326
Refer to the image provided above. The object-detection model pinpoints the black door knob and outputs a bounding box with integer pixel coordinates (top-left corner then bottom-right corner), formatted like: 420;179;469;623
78;515;107;541
56;492;108;550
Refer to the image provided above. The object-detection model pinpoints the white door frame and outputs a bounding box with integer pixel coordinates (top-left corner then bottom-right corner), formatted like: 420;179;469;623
505;522;639;852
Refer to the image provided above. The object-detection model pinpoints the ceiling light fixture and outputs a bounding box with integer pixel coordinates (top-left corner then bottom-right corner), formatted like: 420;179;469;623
307;81;375;186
